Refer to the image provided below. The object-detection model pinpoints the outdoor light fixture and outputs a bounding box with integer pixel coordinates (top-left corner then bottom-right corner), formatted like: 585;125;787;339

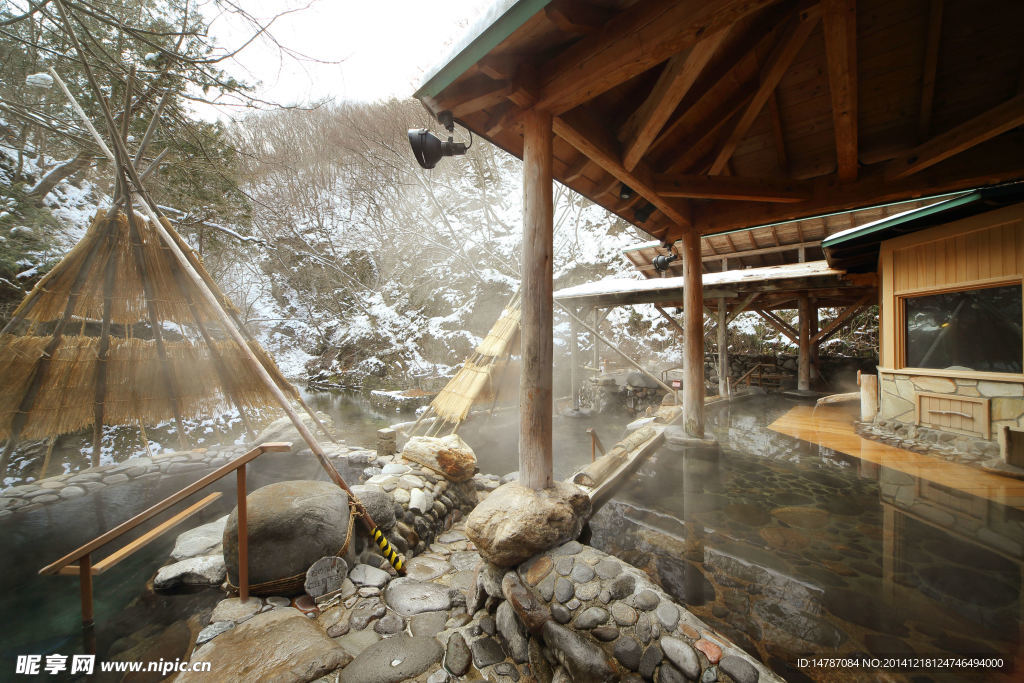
408;110;472;169
653;243;678;272
634;202;655;223
619;183;635;200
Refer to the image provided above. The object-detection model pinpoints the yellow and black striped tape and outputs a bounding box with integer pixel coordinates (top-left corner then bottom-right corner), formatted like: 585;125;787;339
371;526;405;573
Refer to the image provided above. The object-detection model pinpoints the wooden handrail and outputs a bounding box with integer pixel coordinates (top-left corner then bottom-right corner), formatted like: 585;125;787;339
40;441;291;633
40;442;290;576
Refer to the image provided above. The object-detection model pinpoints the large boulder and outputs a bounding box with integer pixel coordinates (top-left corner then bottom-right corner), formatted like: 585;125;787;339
178;608;350;682
465;482;591;567
223;480;351;589
401;435;477;482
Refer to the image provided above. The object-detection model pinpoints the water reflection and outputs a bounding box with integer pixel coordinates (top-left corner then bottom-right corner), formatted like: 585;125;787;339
589;397;1021;681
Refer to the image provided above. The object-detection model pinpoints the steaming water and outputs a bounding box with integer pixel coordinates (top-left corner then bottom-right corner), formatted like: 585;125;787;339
589;396;1022;681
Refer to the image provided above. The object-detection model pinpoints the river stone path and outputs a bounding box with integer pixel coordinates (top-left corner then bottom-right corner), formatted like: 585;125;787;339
189;520;780;683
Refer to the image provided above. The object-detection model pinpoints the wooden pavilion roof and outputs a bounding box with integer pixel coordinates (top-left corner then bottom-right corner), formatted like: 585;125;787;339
415;0;1024;245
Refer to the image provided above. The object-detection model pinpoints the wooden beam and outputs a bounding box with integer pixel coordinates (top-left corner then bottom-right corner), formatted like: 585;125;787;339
709;5;822;174
767;89;789;173
727;292;760;324
520;109;554;490
544;0;611;35
536;0;776;115
823;0;858;182
798;293;811;390
918;0;944;141
554;110;692;227
811;293;872;344
681;229;704;436
755;308;798;343
655;173;810;202
562;155;592;183
620;27;730;172
887;93;1024;179
450;80;513;118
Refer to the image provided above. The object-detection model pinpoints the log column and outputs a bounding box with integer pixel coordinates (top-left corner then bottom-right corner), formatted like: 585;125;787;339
798;293;811;391
717;298;728;398
519;109;554;490
681;229;704;437
569;313;579;409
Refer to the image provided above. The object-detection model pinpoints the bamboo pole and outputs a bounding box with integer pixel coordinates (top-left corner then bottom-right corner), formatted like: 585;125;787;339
519;108;554;491
46;14;402;571
138;420;155;459
39;436;57;479
93;183;122;468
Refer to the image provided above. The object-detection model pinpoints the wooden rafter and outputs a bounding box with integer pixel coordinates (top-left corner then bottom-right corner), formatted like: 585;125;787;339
886;93;1024;179
449;80;512;118
554;111;691;227
756;308;798;343
811;293;873;344
544;0;611;35
709;5;822;175
918;0;944;141
767;89;788;173
620;27;730;172
654;173;810;202
535;0;776;115
562;155;592;183
727;292;760;324
823;0;858;182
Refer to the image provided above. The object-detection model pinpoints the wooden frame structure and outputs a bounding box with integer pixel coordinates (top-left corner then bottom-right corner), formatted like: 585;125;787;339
413;0;1024;487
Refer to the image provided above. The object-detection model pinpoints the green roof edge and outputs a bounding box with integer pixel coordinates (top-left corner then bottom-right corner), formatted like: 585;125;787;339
821;190;983;248
414;0;552;102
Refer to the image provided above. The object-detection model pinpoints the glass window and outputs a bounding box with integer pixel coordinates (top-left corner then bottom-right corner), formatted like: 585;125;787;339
904;284;1023;372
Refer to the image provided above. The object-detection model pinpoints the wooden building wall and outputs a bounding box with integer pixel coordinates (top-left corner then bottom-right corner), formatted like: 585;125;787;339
876;203;1024;443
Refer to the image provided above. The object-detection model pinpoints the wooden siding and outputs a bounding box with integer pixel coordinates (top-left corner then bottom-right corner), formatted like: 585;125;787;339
915;392;990;439
879;203;1024;369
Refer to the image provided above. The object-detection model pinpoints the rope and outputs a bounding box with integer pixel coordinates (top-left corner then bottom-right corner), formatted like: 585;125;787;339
227;499;358;596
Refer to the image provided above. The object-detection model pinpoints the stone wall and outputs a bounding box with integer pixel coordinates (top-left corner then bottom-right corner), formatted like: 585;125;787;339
711;354;876;391
876;370;1024;454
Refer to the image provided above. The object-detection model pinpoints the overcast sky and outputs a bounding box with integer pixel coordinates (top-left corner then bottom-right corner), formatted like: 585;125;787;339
200;0;494;116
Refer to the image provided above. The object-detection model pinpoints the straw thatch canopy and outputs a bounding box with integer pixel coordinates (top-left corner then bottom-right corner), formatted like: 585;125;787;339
0;209;296;448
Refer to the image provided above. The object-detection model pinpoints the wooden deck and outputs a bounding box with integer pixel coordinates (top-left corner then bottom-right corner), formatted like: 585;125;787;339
769;405;1024;509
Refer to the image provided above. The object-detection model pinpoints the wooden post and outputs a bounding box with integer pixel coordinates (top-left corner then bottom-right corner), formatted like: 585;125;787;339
519;108;554;490
570;312;579;409
237;465;248;602
717;298;728;398
809;301;820;383
79;553;93;627
798;293;811;391
681;229;704;437
859;372;879;422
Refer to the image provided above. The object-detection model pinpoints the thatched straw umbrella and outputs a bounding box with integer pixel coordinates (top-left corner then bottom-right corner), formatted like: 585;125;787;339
0;208;299;473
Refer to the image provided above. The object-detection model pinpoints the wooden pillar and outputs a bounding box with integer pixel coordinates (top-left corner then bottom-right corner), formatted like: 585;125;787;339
592;308;600;372
519;109;553;490
717;298;728;398
681;229;704;437
237;465;249;601
809;301;820;383
798;293;811;391
569;313;579;409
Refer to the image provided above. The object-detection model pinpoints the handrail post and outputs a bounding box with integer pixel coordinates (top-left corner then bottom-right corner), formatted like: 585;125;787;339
237;464;248;602
79;554;93;628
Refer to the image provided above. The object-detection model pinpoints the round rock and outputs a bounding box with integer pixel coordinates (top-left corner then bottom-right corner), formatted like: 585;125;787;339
341;634;442;683
383;577;453;616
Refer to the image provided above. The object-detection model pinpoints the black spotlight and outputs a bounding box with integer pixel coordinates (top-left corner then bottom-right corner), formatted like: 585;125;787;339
619;183;635;200
634;202;655;222
653;251;678;272
408;110;471;169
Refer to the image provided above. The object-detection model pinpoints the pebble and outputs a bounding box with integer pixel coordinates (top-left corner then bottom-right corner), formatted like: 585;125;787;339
636;613;652;644
656;602;679;630
575;581;600;601
592;626;619;642
551;604;571;624
702;665;719;682
393;489;411;504
659;662;689;683
574;606;607;629
494;662;520;680
661;637;701;680
695;638;723;665
209;597;262;623
383;578;452;616
382;463;410;475
596;558;622;579
609;574;635;600
634;590;660;611
536;573;556;601
554;577;575;603
265;596;291;608
444;632;472;676
571;563;596;583
614;636;643;671
555;557;574;575
612;602;638;626
565;598;581;611
471;636;506;668
373;610;405;634
350;564;390;588
524;556;553;585
58;486;86;499
720;655;759;683
552;541;583;555
639;643;663;680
